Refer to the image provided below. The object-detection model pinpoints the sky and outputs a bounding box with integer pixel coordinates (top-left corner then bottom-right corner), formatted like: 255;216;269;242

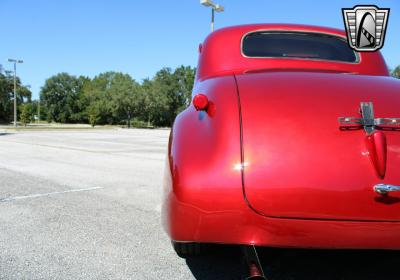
1;0;399;99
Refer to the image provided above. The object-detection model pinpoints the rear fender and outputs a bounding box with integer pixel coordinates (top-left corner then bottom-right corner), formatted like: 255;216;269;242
162;75;247;240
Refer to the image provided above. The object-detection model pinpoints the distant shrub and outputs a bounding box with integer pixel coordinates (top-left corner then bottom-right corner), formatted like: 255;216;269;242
20;104;32;126
130;118;150;128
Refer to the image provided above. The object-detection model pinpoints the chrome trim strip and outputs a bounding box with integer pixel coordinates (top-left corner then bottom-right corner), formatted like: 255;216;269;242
339;102;400;132
374;184;400;195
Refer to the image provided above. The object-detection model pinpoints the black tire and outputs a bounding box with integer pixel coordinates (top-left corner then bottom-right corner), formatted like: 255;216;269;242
172;241;204;258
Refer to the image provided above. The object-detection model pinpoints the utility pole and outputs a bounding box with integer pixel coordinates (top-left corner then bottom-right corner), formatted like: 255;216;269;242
200;0;224;32
7;59;23;127
38;98;41;123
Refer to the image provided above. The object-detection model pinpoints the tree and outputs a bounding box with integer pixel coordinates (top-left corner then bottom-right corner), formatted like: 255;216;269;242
145;68;175;126
0;72;32;124
87;105;100;127
19;103;32;126
40;73;87;123
82;72;118;125
392;66;400;79
0;73;13;123
82;72;144;127
109;73;142;128
141;66;195;127
37;65;196;127
30;100;43;122
174;66;196;112
140;78;156;126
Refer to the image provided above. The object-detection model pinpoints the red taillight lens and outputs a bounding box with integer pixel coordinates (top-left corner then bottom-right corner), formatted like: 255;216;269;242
193;94;209;111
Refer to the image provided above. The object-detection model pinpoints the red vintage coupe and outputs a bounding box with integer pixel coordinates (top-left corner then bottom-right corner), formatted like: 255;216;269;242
162;23;400;277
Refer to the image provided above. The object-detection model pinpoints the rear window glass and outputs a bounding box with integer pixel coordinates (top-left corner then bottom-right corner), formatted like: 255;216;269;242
242;31;358;63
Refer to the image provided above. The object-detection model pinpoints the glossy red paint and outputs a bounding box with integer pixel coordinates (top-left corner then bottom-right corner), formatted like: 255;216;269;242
365;131;387;179
196;24;389;81
238;72;400;222
162;24;400;249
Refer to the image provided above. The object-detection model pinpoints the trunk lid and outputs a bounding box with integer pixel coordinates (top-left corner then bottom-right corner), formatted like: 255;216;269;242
237;72;400;221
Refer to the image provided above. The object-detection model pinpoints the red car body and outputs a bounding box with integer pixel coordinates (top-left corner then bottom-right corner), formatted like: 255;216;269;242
162;24;400;250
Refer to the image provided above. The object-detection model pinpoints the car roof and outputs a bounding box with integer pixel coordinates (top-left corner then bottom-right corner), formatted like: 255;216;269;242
196;24;389;81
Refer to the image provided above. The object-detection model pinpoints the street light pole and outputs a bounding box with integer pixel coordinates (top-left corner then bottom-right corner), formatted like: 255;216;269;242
13;63;17;127
7;59;23;127
211;8;214;32
38;98;41;124
200;0;224;32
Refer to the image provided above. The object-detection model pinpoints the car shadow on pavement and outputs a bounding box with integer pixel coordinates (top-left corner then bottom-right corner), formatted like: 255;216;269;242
186;245;242;280
186;245;400;280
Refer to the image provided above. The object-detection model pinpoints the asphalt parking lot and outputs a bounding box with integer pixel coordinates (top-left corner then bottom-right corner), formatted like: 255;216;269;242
1;129;400;280
0;129;193;280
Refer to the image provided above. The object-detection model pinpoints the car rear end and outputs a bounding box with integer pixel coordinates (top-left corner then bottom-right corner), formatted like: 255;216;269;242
163;24;400;252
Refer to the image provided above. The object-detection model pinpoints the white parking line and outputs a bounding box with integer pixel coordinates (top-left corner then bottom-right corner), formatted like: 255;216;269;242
0;187;103;202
